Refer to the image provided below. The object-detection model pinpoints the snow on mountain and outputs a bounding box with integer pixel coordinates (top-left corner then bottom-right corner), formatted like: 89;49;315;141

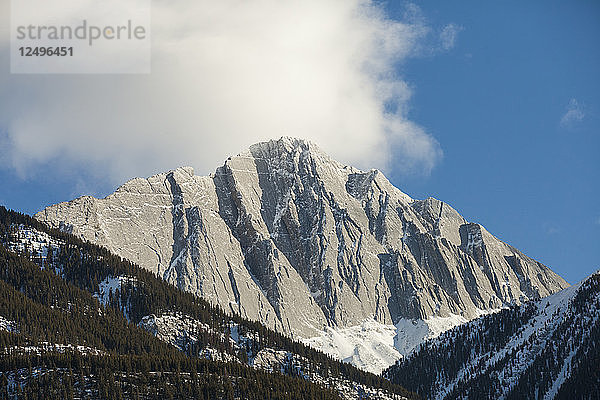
0;316;16;333
1;342;105;356
1;207;416;400
385;271;600;399
94;275;138;306
137;311;409;399
4;225;63;273
35;137;569;372
304;309;501;375
303;319;400;374
436;284;580;400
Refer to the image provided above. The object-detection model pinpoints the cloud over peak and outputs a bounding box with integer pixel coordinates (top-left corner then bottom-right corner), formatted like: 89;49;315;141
1;0;449;185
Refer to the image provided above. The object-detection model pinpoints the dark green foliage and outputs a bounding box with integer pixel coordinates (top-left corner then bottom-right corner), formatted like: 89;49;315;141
0;353;343;400
385;304;537;399
0;249;176;357
543;274;600;400
0;206;418;399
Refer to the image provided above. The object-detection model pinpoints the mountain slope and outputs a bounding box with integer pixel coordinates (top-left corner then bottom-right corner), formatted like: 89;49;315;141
0;206;415;399
384;271;600;399
0;237;343;399
35;137;569;371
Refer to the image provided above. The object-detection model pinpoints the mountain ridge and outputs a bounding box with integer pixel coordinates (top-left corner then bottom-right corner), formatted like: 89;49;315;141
35;136;569;371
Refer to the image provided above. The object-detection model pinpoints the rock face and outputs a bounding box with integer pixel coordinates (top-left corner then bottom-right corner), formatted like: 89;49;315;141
36;137;568;339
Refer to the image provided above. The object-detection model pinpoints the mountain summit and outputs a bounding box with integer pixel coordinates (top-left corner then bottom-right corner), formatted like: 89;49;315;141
36;137;568;372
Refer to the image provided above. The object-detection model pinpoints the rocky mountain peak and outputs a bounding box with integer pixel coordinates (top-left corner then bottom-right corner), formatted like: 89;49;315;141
248;136;317;155
35;137;569;371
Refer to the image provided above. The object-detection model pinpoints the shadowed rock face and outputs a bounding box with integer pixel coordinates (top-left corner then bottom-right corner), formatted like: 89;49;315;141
36;137;569;338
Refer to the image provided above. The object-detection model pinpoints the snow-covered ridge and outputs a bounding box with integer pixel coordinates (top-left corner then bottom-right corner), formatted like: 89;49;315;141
435;283;583;400
4;225;63;256
386;271;600;400
4;225;63;272
4;227;138;312
394;308;500;356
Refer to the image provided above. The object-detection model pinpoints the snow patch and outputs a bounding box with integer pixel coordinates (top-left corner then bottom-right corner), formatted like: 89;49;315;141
140;313;207;349
2;342;104;356
94;275;137;306
304;319;399;374
305;311;498;375
4;225;63;273
140;313;240;363
6;225;63;258
394;315;465;356
0;316;17;333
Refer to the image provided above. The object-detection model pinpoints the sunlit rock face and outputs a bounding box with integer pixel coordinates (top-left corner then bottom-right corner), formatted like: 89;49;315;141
37;137;568;339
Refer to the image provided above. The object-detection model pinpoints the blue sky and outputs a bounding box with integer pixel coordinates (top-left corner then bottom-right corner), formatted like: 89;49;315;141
0;1;598;283
385;0;600;284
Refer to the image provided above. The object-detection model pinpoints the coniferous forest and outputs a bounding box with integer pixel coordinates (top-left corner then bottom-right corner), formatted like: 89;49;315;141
0;206;417;399
3;203;598;399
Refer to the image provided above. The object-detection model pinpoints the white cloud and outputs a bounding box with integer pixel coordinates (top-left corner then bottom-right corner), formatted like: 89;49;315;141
560;98;585;127
0;0;445;186
439;23;463;51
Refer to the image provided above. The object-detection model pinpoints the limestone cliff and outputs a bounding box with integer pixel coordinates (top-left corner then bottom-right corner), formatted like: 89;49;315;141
36;137;569;340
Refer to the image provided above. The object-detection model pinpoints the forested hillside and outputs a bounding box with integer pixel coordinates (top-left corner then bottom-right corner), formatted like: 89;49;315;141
0;206;416;399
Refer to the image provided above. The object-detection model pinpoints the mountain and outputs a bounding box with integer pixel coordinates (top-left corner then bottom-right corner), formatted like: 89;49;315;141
384;270;600;399
0;206;416;399
36;137;569;372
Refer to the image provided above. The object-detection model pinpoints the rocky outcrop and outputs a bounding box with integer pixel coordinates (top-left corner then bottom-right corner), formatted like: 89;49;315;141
36;137;568;339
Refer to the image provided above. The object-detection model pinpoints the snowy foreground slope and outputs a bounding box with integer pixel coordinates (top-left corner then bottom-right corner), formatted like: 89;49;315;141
36;137;569;372
385;271;600;399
